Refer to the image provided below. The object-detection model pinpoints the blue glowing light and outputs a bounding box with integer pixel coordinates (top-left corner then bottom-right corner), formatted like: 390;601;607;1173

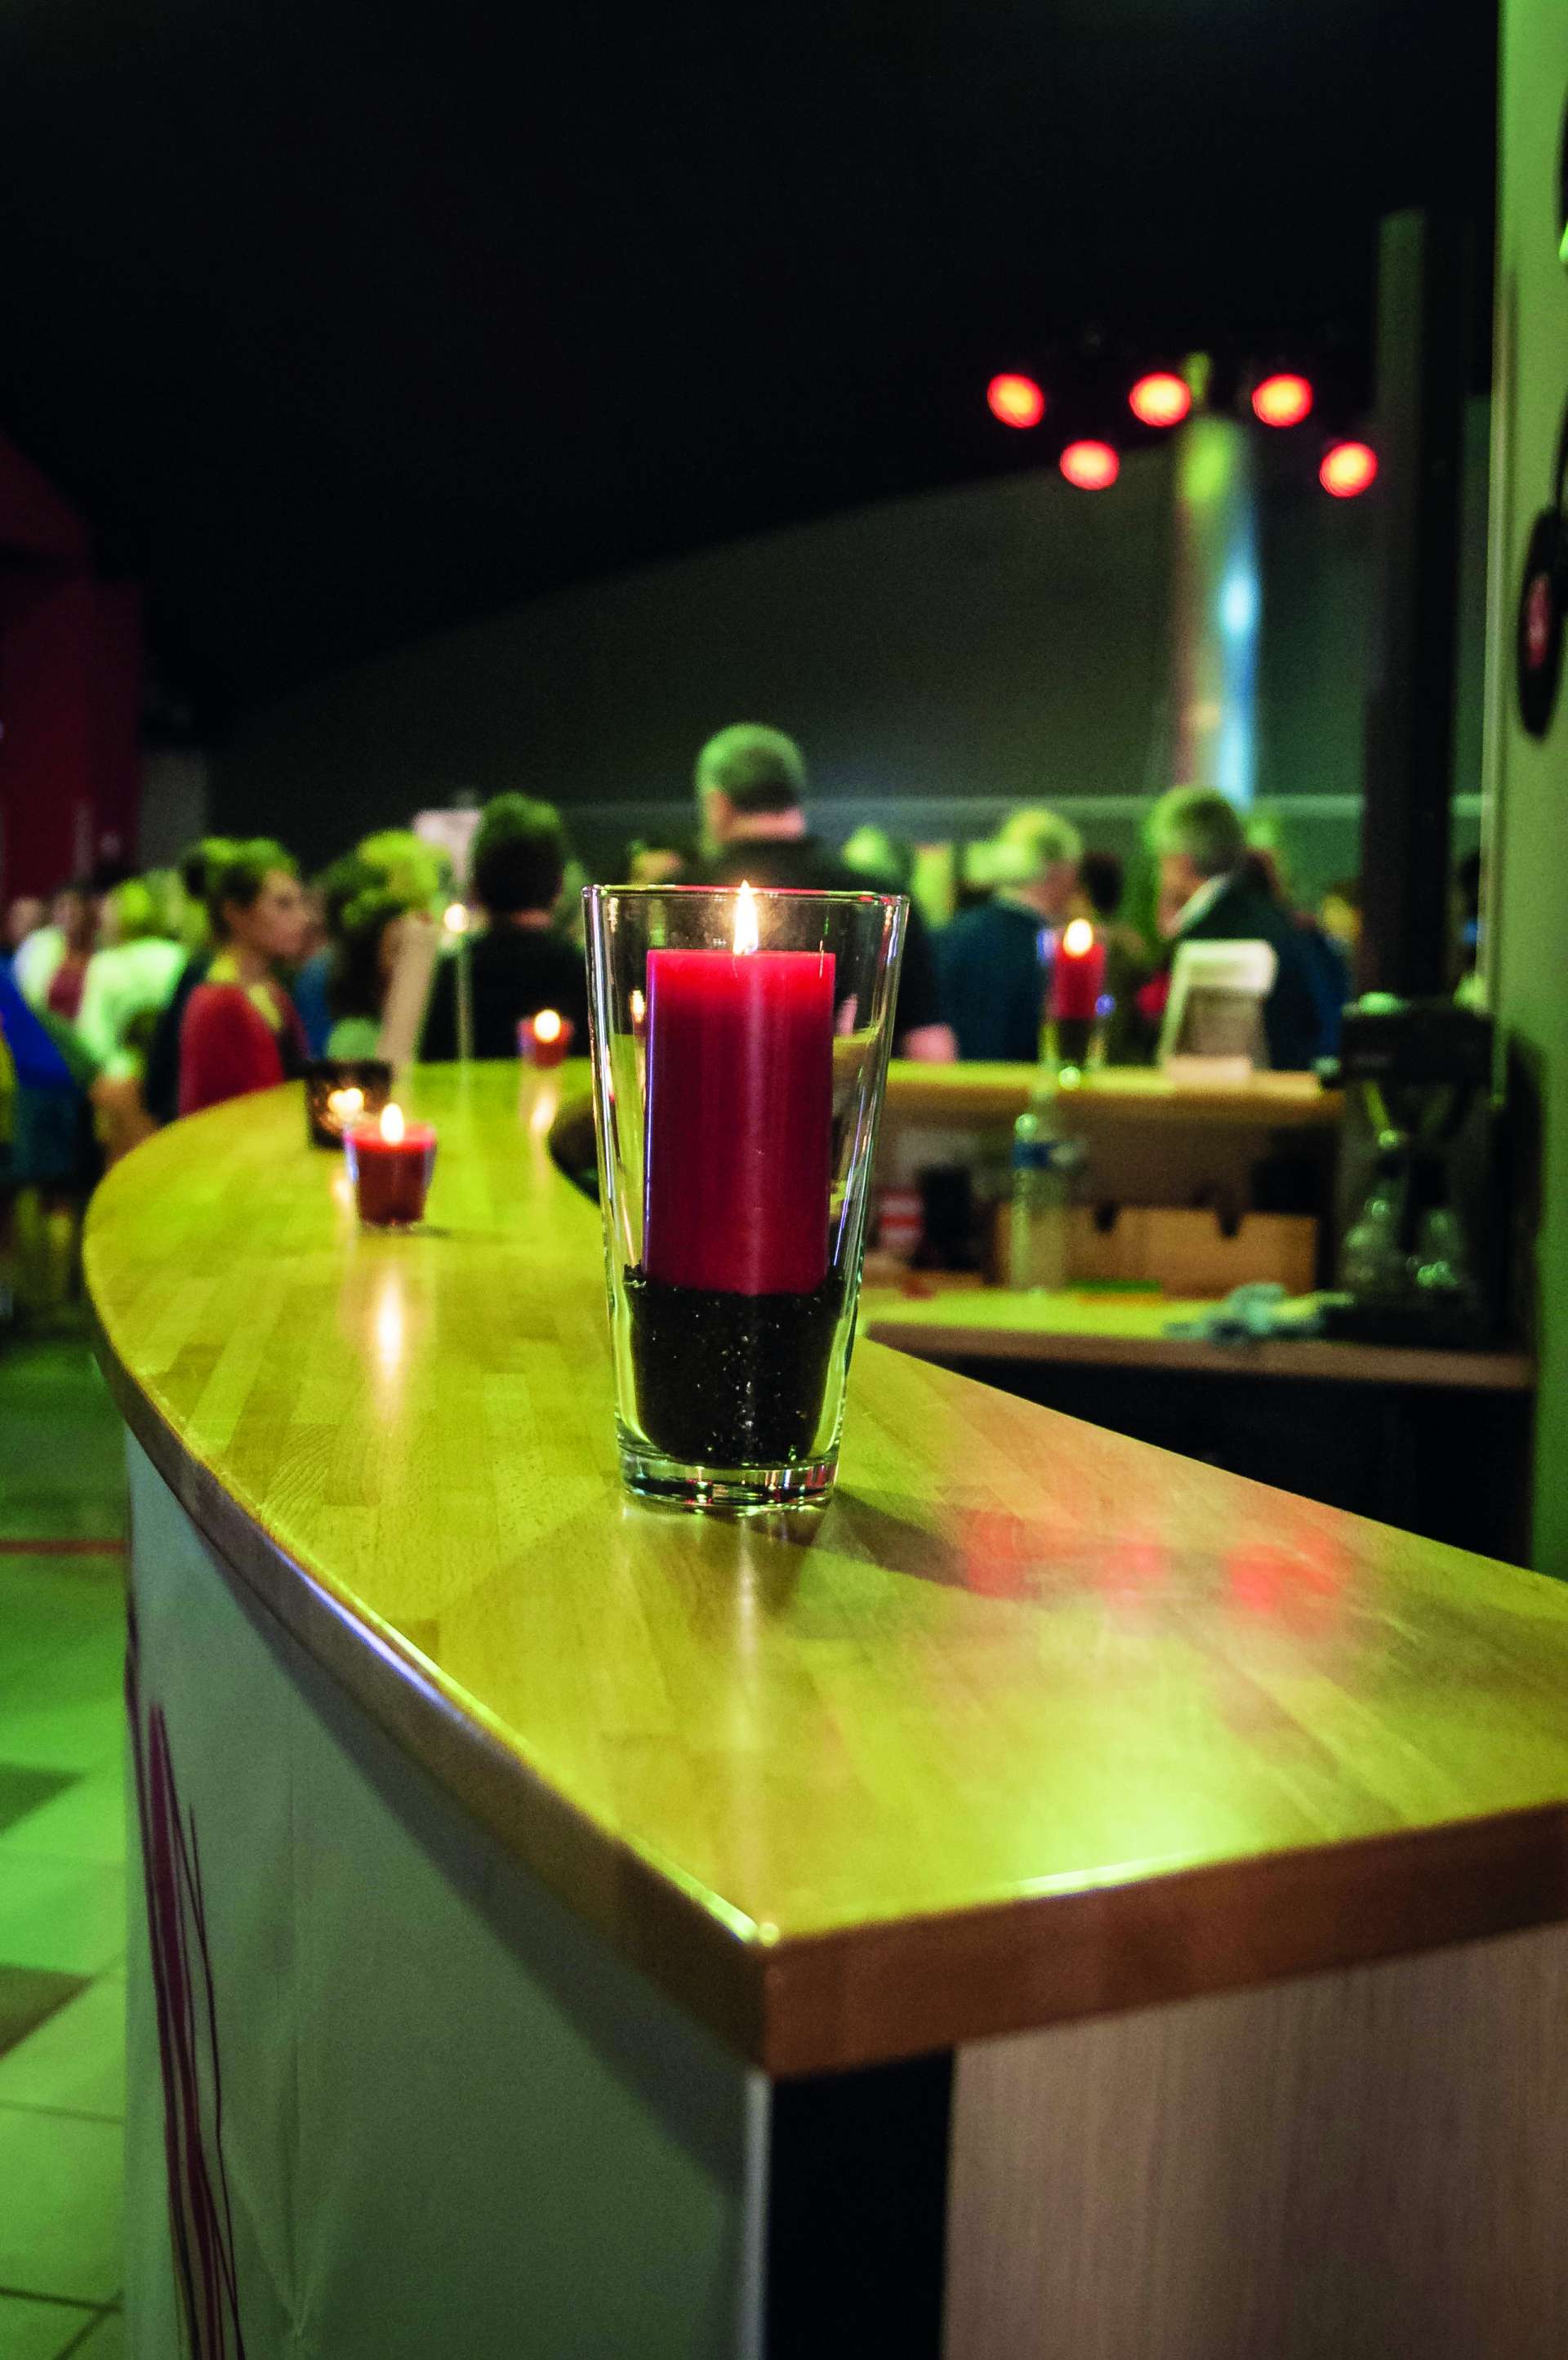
1219;572;1258;637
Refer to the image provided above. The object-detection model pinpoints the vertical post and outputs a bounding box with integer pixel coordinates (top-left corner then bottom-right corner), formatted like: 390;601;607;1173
441;899;474;1063
1169;411;1261;807
1359;208;1473;995
456;930;474;1065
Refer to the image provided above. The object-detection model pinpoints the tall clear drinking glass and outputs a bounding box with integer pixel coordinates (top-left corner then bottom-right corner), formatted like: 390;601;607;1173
583;884;906;1510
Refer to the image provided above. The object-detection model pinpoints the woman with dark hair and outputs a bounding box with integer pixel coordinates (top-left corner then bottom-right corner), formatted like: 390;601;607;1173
177;839;310;1115
421;795;588;1059
323;889;409;1058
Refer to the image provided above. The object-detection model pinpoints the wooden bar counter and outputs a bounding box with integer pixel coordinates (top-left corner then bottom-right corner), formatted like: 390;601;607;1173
87;1066;1568;2358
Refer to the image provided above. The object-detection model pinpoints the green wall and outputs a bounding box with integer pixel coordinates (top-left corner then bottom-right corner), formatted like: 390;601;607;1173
1491;0;1568;1569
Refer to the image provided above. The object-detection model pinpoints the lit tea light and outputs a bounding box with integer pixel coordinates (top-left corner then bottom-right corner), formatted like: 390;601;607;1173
305;1058;392;1147
326;1084;364;1128
345;1099;438;1228
443;902;470;937
520;1007;572;1068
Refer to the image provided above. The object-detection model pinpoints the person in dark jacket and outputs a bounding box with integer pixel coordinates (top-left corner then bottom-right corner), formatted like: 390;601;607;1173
1242;845;1352;1058
1148;787;1326;1070
421;795;588;1060
936;807;1083;1062
693;724;954;1061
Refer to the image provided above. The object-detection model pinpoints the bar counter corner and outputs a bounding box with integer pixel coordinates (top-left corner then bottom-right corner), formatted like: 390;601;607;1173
87;1065;1568;2358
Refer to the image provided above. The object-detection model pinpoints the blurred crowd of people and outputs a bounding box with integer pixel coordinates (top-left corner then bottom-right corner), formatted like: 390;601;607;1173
0;720;1482;1314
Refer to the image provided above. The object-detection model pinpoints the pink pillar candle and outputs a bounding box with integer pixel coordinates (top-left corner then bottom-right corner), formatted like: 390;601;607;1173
643;924;835;1297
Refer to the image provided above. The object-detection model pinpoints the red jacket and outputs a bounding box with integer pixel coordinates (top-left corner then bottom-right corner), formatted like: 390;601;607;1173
178;980;305;1116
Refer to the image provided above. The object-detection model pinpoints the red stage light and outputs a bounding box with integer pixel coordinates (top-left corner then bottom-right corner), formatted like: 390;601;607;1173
987;373;1046;430
1129;372;1191;428
1059;439;1120;490
1319;440;1379;497
1251;372;1315;428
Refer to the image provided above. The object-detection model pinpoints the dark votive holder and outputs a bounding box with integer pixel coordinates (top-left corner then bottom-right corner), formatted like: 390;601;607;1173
304;1058;394;1149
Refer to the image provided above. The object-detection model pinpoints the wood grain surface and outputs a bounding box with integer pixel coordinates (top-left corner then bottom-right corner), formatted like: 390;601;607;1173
863;1285;1537;1393
947;1919;1568;2358
84;1065;1568;2073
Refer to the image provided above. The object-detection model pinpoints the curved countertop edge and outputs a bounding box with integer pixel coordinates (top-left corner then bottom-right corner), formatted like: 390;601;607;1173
96;1305;775;2065
93;1257;1568;2080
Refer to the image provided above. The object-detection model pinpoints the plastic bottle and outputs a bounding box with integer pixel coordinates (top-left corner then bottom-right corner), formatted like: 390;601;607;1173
1008;1096;1076;1291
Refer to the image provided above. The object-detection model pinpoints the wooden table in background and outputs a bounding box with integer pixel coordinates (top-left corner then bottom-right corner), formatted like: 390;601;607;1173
863;1278;1534;1389
865;1280;1536;1562
85;1066;1568;2358
880;1061;1343;1129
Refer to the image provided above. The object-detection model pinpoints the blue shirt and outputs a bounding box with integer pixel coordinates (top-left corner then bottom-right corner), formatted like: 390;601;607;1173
937;902;1049;1062
292;947;335;1057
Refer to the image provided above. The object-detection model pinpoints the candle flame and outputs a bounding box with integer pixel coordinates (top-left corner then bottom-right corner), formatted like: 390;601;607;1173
733;879;759;957
443;901;470;936
533;1008;563;1043
326;1084;364;1123
381;1102;405;1146
1062;917;1095;958
630;988;646;1026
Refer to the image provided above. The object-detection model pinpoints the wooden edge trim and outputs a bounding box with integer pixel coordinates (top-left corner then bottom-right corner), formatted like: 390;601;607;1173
93;1307;770;2068
881;1075;1343;1131
757;1803;1568;2075
864;1320;1537;1393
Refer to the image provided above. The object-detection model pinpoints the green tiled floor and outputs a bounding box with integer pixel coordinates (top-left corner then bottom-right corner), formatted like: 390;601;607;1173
0;1337;127;2359
0;2295;100;2358
0;1341;126;1545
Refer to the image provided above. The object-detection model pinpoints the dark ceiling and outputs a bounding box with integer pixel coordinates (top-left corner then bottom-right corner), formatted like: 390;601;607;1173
0;0;1496;724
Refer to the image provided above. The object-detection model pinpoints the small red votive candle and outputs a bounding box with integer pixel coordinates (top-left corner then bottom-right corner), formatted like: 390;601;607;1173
1049;918;1107;1022
345;1102;437;1228
519;1009;572;1068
